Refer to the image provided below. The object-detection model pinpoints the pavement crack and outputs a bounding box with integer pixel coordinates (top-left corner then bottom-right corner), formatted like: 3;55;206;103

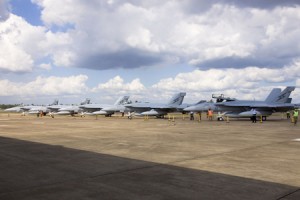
0;163;162;196
276;188;300;199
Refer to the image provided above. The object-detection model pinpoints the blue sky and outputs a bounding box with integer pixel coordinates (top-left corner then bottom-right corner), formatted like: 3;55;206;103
10;0;42;25
1;0;300;104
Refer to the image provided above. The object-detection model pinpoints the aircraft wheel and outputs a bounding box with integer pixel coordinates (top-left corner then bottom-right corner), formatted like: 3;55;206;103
217;117;224;121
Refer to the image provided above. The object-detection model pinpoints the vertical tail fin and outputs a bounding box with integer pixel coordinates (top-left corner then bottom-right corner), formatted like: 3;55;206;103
80;98;91;105
274;86;295;103
286;98;292;103
51;99;59;105
167;92;186;105
114;96;130;105
265;88;281;103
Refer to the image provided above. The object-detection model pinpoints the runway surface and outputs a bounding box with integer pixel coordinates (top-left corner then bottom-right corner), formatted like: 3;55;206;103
0;113;299;199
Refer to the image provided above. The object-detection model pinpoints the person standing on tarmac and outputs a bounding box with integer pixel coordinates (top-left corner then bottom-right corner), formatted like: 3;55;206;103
293;109;299;125
208;109;213;121
286;111;291;119
190;112;194;120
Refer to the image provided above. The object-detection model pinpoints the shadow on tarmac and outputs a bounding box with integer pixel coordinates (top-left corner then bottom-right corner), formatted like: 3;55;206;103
0;136;299;200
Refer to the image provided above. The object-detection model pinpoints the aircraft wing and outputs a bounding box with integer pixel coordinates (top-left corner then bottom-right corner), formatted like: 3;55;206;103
126;103;178;111
218;101;254;107
141;109;169;116
254;104;296;112
125;103;179;116
148;105;176;109
218;102;295;114
220;101;295;108
79;104;110;112
125;105;151;109
101;105;127;113
47;105;65;112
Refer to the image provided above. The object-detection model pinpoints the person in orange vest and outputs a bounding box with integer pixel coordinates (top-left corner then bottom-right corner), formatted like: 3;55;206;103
208;109;213;121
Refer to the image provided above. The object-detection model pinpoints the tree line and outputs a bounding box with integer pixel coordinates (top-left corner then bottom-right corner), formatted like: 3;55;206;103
0;104;18;110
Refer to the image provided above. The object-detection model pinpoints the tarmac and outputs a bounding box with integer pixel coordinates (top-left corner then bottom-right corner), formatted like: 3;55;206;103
0;113;300;200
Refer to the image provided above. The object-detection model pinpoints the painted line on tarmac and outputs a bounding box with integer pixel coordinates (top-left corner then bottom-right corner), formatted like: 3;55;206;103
292;138;300;141
32;122;45;125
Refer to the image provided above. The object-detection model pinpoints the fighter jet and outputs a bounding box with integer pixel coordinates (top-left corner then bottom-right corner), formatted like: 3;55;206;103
5;100;59;115
27;99;59;115
184;87;296;120
47;103;67;114
79;96;130;117
55;98;91;116
125;92;186;118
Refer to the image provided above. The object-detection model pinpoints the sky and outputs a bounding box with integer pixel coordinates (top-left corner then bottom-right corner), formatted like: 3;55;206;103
1;0;300;105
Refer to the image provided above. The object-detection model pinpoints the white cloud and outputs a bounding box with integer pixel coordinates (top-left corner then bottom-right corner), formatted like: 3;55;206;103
0;75;88;96
296;79;300;87
89;64;300;104
2;0;300;104
89;75;146;103
92;75;145;93
151;63;300;103
0;39;34;72
0;69;299;104
2;1;299;71
38;63;52;70
0;14;46;72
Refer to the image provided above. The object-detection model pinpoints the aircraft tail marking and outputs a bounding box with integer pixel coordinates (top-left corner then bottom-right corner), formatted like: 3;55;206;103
265;88;281;103
80;98;91;105
167;92;186;106
51;99;59;105
274;86;295;103
114;96;130;105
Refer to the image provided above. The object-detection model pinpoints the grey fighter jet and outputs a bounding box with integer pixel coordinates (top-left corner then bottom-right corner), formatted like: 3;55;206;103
5;100;59;115
79;96;130;117
55;98;91;116
184;87;296;120
28;99;60;115
125;92;186;118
